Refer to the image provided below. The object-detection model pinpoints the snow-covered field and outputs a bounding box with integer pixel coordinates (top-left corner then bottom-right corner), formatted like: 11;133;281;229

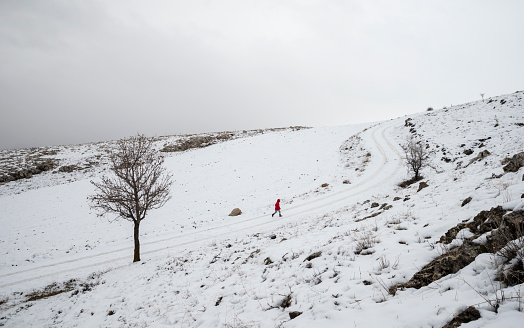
1;91;524;327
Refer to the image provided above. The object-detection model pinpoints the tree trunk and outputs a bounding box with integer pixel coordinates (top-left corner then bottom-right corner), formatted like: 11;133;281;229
133;220;141;262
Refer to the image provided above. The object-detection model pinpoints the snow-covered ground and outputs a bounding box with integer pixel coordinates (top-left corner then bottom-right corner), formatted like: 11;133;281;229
1;91;523;327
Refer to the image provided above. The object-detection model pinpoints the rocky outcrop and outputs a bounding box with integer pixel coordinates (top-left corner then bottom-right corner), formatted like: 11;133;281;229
0;160;56;183
503;152;524;173
58;165;79;173
390;207;524;295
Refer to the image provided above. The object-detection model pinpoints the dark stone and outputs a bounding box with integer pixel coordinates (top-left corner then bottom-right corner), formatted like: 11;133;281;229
371;202;379;208
463;149;474;155
503;152;524;173
304;251;322;262
442;307;481;328
417;181;429;192
461;197;472;207
289;311;302;320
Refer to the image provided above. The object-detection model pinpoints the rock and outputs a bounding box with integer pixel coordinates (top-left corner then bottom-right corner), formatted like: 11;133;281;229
343;180;351;184
59;165;77;173
466;150;491;167
264;257;273;265
36;160;55;171
461;197;472;207
390;240;483;295
417;181;429;192
393;197;402;201
442;307;481;328
356;211;383;222
321;183;329;188
392;207;524;296
289;311;302;320
463;149;474;155
503;152;524;173
228;208;242;216
370;202;379;208
304;251;322;262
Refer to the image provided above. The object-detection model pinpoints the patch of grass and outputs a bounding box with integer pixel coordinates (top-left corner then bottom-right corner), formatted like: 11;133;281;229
353;231;379;255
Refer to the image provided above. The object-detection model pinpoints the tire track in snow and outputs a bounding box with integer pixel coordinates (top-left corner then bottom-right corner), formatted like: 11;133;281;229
0;120;404;291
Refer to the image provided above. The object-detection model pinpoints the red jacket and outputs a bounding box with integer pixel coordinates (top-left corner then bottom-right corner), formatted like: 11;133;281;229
275;199;281;211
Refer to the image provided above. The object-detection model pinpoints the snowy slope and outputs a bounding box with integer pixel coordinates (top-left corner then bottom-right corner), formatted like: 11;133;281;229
0;91;523;327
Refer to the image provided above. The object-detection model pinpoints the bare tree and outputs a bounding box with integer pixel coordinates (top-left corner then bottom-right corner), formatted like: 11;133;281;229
88;134;172;262
401;135;428;181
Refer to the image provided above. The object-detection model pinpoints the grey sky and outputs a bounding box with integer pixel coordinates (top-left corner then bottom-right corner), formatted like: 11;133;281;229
1;0;523;150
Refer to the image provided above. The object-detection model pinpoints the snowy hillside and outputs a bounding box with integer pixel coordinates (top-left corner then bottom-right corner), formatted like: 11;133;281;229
1;91;523;327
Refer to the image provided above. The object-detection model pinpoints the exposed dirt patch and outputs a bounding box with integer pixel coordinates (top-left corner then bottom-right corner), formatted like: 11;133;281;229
398;176;423;188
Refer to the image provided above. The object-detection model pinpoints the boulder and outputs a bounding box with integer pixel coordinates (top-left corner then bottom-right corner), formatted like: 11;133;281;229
461;197;472;207
228;208;242;216
503;152;524;173
289;311;302;320
417;181;429;192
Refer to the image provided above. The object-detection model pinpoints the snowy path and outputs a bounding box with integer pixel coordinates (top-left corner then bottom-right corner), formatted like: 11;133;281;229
0;120;404;293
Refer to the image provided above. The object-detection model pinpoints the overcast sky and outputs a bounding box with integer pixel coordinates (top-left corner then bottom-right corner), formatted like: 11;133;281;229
1;0;523;150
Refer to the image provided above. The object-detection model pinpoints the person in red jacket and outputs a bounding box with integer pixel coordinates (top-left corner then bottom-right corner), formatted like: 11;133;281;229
272;199;282;217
